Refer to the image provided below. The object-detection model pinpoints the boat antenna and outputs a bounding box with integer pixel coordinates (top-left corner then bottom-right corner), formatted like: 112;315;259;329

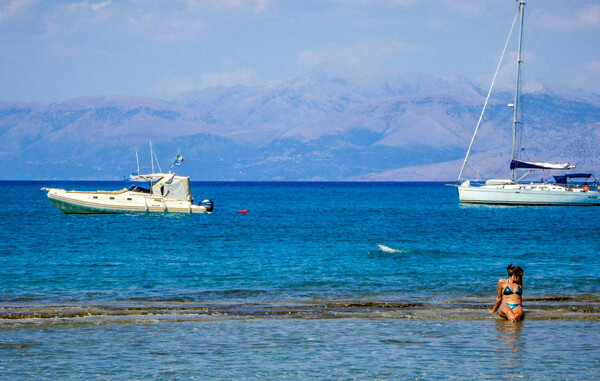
135;151;140;175
511;0;526;182
457;7;519;182
148;141;163;173
154;150;163;173
150;141;155;173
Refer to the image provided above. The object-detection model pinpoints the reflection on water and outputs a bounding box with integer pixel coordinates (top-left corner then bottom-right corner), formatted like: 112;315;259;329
494;320;523;378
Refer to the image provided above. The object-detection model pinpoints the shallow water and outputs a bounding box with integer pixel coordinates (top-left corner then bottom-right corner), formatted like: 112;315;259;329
1;181;599;378
1;319;598;379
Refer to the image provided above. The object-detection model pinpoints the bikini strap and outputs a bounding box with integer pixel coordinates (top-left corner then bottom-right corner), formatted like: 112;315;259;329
505;278;513;293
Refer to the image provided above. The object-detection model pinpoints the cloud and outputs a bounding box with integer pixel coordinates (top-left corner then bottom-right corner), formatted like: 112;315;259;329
199;66;257;88
66;0;111;13
536;4;600;31
476;49;530;92
298;37;419;71
185;0;271;14
330;0;416;6
91;1;111;11
152;66;258;98
141;17;205;42
151;76;198;99
0;0;39;23
439;0;484;18
584;60;600;74
41;1;209;43
571;60;600;92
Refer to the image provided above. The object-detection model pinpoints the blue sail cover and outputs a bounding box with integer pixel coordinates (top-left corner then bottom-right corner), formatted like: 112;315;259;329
510;160;575;170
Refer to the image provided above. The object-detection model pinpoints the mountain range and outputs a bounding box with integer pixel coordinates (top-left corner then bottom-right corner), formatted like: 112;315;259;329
1;66;599;181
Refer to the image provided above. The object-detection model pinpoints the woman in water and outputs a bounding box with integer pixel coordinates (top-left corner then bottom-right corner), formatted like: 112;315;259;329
490;264;524;322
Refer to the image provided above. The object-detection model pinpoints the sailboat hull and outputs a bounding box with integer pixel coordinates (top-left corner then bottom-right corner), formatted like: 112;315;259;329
458;184;600;206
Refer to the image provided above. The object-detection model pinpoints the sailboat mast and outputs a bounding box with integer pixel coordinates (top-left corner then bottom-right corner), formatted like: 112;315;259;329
511;0;525;182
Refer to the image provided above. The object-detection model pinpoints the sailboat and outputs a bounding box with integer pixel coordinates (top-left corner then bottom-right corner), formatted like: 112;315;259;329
456;0;600;206
42;146;214;214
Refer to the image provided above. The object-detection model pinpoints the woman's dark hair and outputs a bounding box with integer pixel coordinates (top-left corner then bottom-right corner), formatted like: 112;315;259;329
507;264;524;277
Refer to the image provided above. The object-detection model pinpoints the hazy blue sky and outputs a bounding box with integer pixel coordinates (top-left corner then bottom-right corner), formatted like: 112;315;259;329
1;0;599;102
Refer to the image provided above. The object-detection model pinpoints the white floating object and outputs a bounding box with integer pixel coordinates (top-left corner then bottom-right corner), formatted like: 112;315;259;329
377;244;400;253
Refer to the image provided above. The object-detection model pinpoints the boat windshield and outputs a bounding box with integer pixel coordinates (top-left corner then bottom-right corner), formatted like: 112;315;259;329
128;185;151;193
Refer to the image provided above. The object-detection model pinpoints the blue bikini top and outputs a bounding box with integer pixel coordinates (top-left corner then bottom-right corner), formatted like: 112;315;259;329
503;281;523;296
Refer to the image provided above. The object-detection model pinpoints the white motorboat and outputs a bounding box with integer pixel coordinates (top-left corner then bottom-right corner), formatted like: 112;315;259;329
456;0;600;206
42;150;213;214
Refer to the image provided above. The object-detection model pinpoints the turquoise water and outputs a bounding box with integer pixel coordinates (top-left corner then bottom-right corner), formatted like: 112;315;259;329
1;181;599;378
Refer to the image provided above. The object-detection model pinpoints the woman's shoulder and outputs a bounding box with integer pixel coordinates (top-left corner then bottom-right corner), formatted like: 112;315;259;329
497;278;508;286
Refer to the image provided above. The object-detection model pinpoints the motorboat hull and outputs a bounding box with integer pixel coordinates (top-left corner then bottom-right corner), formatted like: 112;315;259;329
458;183;600;206
44;188;211;214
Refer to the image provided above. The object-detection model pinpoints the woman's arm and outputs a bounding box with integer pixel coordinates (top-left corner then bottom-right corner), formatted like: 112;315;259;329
489;279;503;313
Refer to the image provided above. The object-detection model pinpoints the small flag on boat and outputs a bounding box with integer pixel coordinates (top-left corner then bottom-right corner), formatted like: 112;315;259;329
174;154;184;165
169;152;184;172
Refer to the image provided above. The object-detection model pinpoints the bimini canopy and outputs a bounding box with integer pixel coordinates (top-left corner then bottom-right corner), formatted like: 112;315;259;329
553;173;592;186
149;173;192;202
510;160;575;171
162;176;192;202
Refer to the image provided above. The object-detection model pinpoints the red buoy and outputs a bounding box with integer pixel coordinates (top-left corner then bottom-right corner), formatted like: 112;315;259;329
237;210;247;214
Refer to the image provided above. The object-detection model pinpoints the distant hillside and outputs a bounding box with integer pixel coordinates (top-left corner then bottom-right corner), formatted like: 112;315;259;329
1;67;599;181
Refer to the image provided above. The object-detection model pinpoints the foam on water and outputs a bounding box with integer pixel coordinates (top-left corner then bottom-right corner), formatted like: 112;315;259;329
1;294;598;329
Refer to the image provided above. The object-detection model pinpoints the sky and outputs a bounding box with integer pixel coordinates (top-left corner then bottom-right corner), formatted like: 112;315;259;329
0;0;599;102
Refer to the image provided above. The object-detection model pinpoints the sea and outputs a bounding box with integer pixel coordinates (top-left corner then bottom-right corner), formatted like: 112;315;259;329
1;181;598;379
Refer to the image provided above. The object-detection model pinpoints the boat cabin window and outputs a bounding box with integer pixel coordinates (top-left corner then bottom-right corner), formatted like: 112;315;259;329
93;196;98;199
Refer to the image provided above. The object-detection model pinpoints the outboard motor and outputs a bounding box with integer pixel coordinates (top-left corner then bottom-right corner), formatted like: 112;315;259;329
200;199;214;212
